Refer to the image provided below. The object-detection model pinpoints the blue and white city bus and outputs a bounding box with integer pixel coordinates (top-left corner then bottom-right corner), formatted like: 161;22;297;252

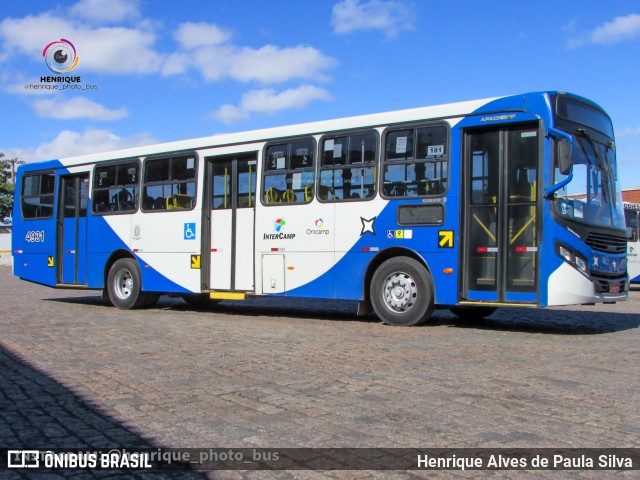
12;92;628;326
624;202;640;284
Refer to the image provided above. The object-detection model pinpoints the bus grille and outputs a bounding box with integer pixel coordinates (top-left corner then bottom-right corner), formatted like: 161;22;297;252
585;232;626;254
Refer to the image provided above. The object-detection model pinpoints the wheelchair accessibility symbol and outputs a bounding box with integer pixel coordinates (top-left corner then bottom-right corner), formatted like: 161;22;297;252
184;223;196;240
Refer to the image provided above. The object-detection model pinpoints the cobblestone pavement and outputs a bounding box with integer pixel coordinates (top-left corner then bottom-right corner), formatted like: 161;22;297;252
0;265;638;479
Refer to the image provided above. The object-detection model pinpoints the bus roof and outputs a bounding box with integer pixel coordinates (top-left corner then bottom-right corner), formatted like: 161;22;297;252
22;94;518;171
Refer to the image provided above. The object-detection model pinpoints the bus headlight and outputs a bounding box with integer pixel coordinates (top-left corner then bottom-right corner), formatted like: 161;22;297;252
575;255;588;273
558;245;573;263
556;242;589;276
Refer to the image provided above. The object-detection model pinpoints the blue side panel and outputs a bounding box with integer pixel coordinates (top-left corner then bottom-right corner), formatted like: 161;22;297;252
283;197;462;305
85;215;189;293
12;161;63;287
85;214;130;288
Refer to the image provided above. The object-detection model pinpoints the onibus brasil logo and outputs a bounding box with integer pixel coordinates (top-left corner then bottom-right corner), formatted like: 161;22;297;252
42;39;79;73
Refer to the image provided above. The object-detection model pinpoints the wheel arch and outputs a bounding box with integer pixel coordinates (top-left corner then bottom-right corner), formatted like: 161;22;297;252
359;247;434;315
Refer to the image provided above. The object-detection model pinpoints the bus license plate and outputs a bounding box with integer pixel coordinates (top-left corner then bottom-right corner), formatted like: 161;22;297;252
609;282;620;294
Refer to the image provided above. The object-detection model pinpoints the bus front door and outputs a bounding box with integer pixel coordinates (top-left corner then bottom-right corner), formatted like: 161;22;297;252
206;154;257;293
461;125;540;304
57;173;89;285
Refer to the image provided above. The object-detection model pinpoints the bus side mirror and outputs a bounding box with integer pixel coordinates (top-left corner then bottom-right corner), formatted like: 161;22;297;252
547;127;573;175
557;139;572;175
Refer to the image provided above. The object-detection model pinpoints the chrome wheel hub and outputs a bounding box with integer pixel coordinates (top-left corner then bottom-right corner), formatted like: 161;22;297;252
382;271;417;313
114;269;133;300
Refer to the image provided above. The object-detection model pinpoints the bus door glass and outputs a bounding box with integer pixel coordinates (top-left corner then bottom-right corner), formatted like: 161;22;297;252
57;173;89;285
462;125;540;303
207;153;257;291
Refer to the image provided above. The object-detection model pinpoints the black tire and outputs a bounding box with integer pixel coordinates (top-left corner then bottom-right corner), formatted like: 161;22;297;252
370;256;434;326
450;306;497;321
107;258;148;309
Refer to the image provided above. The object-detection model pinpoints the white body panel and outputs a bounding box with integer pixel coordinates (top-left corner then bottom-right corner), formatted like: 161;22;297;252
547;262;627;305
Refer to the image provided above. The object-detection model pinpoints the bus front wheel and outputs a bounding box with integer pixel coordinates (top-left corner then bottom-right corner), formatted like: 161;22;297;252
107;258;149;309
370;256;434;326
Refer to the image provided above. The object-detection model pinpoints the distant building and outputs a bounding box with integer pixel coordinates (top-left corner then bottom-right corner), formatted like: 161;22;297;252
622;188;640;204
0;219;10;234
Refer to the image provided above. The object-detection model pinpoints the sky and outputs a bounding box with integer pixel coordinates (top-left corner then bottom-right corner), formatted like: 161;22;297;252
1;0;639;189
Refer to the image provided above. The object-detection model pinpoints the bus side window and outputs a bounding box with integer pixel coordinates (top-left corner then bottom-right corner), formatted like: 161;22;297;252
143;155;197;212
92;161;140;215
319;131;377;202
21;172;55;219
262;139;315;205
382;124;449;198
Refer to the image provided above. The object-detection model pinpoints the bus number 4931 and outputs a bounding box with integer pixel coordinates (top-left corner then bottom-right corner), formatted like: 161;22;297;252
25;230;45;243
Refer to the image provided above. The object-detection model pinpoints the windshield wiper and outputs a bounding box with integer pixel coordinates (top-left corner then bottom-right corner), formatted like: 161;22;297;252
577;128;611;202
577;128;608;174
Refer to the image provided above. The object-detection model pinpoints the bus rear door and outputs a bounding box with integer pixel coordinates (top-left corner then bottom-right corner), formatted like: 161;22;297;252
205;153;257;295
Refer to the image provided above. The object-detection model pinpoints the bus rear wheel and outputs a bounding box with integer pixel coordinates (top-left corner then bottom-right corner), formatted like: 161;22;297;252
370;256;434;326
107;258;149;309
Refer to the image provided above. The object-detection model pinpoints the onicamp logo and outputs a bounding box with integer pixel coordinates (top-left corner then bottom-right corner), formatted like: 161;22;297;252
306;218;330;236
264;218;295;240
43;39;79;73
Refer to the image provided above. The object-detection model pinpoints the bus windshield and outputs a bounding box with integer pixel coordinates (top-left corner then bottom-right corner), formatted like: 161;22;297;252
552;97;625;231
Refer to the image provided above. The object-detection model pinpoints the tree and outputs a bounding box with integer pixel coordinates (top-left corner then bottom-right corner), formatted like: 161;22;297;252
0;152;24;224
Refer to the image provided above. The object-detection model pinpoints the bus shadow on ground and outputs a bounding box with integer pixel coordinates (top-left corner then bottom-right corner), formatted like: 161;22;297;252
435;308;640;335
46;294;639;336
0;344;208;478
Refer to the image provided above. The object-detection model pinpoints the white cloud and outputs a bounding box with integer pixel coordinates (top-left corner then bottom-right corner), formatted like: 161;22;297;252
166;30;337;84
7;128;157;163
568;13;640;48
0;13;163;74
174;22;231;49
331;0;415;38
229;45;336;84
31;97;129;120
0;14;335;83
617;127;640;138
70;0;141;24
212;104;250;124
212;85;332;124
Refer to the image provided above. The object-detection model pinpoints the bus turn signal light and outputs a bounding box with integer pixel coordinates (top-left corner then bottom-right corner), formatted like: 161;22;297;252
443;268;454;274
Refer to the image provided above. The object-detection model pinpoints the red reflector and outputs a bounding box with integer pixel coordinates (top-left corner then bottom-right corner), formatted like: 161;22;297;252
477;247;488;253
515;246;527;253
211;248;217;252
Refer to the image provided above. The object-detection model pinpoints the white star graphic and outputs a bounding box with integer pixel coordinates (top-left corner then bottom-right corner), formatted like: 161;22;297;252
360;216;376;236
